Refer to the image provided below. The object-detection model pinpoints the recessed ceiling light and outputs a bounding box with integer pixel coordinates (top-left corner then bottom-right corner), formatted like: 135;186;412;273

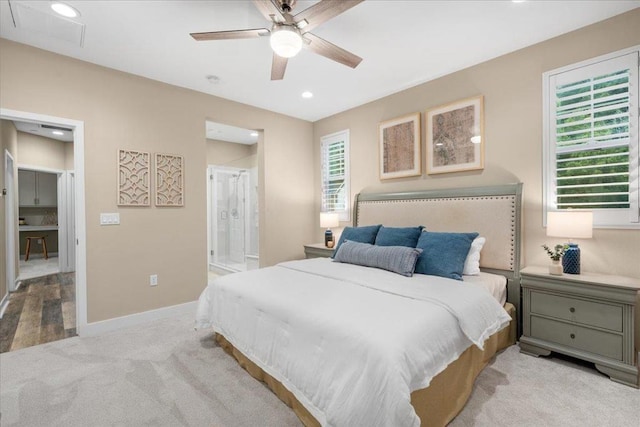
250;132;259;137
52;130;64;136
301;91;313;99
51;2;80;18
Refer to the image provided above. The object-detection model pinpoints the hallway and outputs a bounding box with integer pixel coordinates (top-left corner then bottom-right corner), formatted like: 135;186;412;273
0;272;76;353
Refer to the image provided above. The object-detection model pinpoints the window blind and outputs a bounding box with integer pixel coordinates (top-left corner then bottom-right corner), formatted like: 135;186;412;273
547;50;639;225
554;67;631;209
321;130;350;220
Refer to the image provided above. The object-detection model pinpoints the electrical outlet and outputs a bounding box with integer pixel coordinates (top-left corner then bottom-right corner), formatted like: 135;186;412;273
150;274;158;286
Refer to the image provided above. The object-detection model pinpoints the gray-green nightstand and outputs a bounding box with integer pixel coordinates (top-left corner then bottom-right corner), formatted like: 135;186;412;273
304;243;335;259
519;266;640;388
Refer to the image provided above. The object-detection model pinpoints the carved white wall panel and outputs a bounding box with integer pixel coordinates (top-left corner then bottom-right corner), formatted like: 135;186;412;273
155;153;184;207
118;149;150;206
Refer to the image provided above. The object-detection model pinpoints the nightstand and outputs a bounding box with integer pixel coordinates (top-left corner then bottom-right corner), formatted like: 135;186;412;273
519;266;640;388
304;243;334;259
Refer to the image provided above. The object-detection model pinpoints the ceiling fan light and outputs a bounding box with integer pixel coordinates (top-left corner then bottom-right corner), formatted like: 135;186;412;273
270;26;302;58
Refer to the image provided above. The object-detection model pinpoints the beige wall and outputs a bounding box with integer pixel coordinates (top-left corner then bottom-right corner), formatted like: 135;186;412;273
314;10;640;279
206;138;256;169
0;39;314;323
17;131;69;170
0;119;19;300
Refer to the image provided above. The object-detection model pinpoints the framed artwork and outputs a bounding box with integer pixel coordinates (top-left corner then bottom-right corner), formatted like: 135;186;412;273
155;153;184;206
118;149;150;206
379;112;421;180
426;96;484;174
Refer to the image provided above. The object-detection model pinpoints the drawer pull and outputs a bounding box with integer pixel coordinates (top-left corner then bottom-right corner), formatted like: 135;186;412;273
569;307;575;313
570;333;576;339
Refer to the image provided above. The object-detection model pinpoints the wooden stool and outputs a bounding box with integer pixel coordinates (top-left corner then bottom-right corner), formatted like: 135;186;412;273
25;236;48;261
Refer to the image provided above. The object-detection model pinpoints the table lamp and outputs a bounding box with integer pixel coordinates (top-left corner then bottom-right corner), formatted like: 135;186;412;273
320;212;340;248
546;211;593;274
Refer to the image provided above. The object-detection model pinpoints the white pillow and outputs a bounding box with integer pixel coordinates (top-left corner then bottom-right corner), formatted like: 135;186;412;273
463;236;485;275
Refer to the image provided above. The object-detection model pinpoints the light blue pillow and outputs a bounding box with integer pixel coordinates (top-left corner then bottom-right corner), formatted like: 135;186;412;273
414;231;479;280
374;225;424;247
333;240;422;277
332;224;382;257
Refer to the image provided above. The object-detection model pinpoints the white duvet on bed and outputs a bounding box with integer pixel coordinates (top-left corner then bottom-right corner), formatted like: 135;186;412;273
196;258;511;427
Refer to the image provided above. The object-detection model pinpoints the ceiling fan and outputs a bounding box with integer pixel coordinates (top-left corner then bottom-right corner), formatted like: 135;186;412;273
190;0;364;80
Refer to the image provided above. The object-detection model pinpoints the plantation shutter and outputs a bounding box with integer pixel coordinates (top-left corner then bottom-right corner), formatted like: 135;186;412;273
548;51;639;225
321;130;350;221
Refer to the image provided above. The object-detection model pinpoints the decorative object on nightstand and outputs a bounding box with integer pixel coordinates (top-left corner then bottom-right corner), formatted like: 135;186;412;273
519;266;640;388
320;212;339;248
546;211;592;274
541;244;568;275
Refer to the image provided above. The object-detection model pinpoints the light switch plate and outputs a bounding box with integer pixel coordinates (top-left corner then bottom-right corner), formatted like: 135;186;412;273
100;213;120;225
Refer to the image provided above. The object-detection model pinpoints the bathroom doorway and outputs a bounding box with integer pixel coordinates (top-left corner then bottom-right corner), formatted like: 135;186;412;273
206;121;259;276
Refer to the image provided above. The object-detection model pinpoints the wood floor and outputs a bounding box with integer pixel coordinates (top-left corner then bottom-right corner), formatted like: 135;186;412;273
0;272;76;353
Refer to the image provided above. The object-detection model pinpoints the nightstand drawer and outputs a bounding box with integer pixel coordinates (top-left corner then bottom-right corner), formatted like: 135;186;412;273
530;291;622;332
530;316;623;361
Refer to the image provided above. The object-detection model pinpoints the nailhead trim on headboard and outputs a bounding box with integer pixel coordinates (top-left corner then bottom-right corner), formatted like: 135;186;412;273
354;185;522;274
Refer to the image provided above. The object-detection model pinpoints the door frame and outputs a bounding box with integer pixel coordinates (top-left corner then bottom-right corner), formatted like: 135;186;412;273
1;108;87;335
4;149;17;293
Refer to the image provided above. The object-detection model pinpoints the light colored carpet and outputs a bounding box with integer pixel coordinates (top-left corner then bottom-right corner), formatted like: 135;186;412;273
1;309;638;426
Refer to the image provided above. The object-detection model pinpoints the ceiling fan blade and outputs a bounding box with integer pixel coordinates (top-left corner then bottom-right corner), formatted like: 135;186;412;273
303;33;362;69
271;53;288;80
294;0;364;32
253;0;286;23
191;28;270;41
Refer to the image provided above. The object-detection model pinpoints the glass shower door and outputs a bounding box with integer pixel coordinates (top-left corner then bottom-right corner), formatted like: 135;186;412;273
210;166;256;273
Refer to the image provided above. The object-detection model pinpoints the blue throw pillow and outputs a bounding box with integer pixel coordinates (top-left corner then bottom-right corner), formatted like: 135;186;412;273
414;231;479;280
374;225;424;247
333;240;422;277
333;224;382;257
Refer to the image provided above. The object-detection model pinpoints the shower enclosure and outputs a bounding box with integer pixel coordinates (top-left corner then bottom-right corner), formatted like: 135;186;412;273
209;166;259;273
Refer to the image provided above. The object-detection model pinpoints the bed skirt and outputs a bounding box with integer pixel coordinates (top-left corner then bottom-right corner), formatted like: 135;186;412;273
215;302;516;427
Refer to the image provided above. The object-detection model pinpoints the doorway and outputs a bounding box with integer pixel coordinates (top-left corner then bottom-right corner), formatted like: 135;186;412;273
206;121;259;277
209;166;259;273
0;108;87;339
16;166;67;280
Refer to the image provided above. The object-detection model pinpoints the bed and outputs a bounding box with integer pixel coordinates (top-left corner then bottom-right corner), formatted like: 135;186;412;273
197;183;523;426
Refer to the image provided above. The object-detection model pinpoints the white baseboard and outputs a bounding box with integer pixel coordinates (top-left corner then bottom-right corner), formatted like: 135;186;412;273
81;300;197;337
0;293;9;319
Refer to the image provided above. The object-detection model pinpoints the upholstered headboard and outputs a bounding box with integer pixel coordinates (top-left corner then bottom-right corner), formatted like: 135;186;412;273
354;183;523;315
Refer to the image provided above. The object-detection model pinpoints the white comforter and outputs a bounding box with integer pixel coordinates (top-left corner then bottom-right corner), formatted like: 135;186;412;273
196;258;511;427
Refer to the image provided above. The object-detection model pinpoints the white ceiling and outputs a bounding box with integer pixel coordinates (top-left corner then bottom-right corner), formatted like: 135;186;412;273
1;1;639;123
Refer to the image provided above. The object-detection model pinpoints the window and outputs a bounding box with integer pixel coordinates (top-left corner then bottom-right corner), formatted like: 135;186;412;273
321;130;350;222
543;47;639;228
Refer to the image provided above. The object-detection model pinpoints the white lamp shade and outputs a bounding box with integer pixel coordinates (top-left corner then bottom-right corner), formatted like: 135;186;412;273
547;211;593;239
320;212;340;228
270;26;302;58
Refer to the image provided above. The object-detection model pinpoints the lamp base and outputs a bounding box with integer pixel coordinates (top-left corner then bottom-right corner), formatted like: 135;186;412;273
324;229;333;247
562;243;581;274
